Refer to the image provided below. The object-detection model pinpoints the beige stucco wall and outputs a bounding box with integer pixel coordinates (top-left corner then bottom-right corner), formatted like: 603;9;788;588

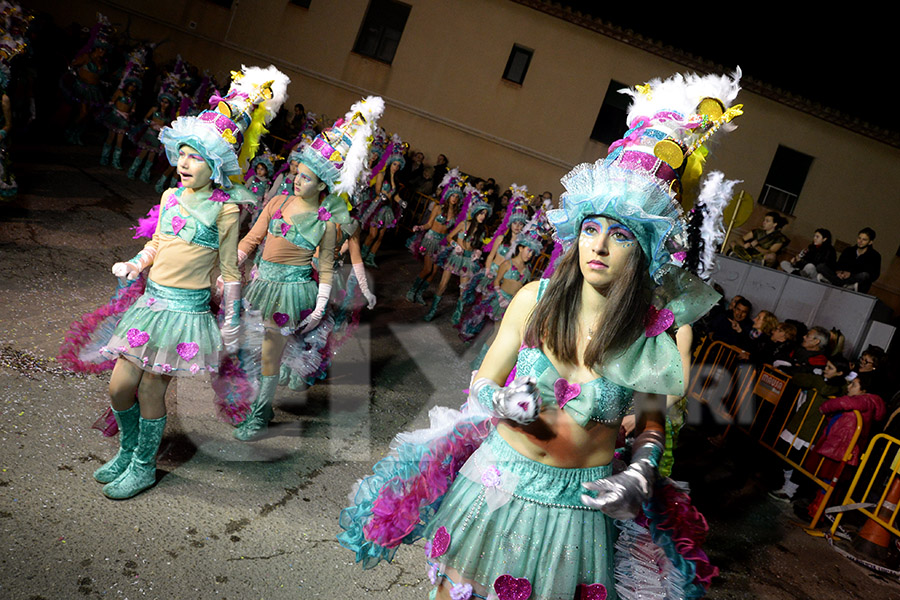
36;0;900;309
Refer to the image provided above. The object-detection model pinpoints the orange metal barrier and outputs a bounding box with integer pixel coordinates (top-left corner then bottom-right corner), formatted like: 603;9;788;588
402;191;436;231
830;433;900;539
686;340;756;428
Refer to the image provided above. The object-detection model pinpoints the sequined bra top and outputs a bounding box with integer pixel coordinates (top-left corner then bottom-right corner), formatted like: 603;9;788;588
513;279;633;427
503;264;530;284
159;187;221;249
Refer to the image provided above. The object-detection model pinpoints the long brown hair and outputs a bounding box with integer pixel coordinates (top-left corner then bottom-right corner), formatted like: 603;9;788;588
523;244;648;368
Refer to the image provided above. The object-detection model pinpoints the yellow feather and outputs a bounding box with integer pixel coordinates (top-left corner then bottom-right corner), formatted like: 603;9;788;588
237;104;269;172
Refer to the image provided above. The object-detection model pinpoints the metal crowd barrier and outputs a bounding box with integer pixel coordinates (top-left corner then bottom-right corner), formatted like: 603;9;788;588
830;433;900;540
686;340;757;429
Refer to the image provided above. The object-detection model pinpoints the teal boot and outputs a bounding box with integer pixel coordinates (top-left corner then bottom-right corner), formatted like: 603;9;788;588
93;403;140;483
360;244;370;261
139;158;154;183
127;156;143;180
406;277;424;303
364;247;378;268
234;375;277;441
154;173;169;194
415;279;429;305
102;415;167;500
111;147;123;169
424;295;442;322
451;297;465;325
100;143;112;165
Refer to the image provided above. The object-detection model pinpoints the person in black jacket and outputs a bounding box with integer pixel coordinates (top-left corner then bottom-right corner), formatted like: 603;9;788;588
781;228;836;278
815;227;881;293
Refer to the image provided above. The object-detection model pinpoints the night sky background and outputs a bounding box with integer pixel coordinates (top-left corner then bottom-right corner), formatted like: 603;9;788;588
555;4;892;133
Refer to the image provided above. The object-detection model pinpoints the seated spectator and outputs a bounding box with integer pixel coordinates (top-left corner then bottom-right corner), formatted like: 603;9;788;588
779;326;829;374
781;228;836;278
428;154;449;195
815;227;882;293
853;345;888;397
739;310;779;362
790;355;850;398
763;322;799;365
730;211;789;267
707;296;753;348
398;150;425;186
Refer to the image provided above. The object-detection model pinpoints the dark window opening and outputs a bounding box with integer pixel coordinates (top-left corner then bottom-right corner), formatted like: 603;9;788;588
760;145;814;215
353;0;411;64
289;0;311;7
502;44;533;85
590;80;629;145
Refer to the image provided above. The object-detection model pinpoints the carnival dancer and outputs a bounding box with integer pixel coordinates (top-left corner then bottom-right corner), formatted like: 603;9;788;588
0;5;28;199
58;65;289;499
360;140;405;268
228;96;384;441
99;47;147;169
339;69;744;599
62;14;111;145
243;148;276;228
405;168;464;305
424;191;492;322
456;228;542;345
127;88;177;182
263;147;300;206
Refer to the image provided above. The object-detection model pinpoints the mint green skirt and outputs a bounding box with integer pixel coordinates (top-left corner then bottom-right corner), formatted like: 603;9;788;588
423;430;616;600
244;259;317;329
100;279;220;375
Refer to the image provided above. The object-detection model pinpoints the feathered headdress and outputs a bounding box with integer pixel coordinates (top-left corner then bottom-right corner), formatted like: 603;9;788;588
299;95;385;195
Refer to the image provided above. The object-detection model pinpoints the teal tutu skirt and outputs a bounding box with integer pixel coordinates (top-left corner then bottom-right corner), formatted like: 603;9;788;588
423;430;616;600
244;259;317;329
100;279;221;375
407;229;446;260
437;247;480;278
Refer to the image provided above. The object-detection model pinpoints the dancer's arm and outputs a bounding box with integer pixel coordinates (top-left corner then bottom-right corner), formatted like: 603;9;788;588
348;231;376;309
218;204;242;353
414;206;440;232
111;196;163;280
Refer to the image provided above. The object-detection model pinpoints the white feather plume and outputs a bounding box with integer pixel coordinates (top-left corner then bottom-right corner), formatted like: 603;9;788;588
440;167;461;191
622;68;742;129
235;64;291;124
333;95;385;197
696;171;740;279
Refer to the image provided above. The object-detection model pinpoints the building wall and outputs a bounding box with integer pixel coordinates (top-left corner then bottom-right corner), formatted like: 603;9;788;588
38;0;900;309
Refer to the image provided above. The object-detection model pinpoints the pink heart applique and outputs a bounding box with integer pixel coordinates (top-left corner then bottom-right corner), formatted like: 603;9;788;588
672;251;687;263
171;215;186;235
644;305;674;337
273;209;282;219
273;312;289;327
575;583;607;600
554;378;581;409
177;342;199;361
165;196;178;209
280;222;291;237
430;526;450;558
126;328;149;348
210;189;228;203
494;574;532;600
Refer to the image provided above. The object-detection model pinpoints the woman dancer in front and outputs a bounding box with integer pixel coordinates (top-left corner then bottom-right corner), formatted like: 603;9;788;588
340;69;744;599
73;66;289;499
406;169;464;305
231;97;383;441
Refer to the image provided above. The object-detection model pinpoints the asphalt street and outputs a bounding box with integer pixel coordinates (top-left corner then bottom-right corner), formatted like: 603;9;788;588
1;141;898;599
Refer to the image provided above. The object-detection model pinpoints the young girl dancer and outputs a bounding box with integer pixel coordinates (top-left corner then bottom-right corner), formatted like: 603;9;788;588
230;96;384;441
406;169;465;305
425;193;492;322
60;65;289;499
339;69;744;599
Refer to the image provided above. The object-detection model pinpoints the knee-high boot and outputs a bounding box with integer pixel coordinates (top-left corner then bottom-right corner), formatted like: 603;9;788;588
93;403;140;483
450;296;465;325
111;147;123;169
139;158;154;183
406;277;424;303
154;173;169;194
102;415;167;500
100;143;112;165
234;374;278;441
127;155;143;180
424;295;442;322
415;279;429;305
